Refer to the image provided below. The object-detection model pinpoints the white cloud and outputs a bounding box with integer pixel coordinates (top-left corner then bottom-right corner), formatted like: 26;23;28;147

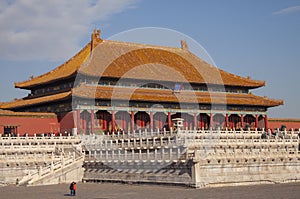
0;0;139;61
273;5;300;15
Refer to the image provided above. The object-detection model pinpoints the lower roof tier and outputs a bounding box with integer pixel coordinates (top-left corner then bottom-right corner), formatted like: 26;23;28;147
0;85;283;110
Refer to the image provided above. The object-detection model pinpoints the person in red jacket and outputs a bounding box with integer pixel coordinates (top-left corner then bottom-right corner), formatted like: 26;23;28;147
69;181;77;196
73;182;77;196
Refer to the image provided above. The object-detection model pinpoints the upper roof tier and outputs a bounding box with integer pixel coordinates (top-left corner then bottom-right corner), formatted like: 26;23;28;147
15;29;265;89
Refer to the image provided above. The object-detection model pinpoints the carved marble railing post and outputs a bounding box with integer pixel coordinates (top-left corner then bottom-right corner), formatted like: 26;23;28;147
105;150;108;161
121;139;124;148
50;161;54;172
61;155;65;169
93;150;97;159
161;148;165;160
169;148;173;160
124;150;127;160
118;149;121;160
111;150;114;161
177;147;180;159
146;149;150;161
133;138;136;148
38;166;42;177
130;149;134;161
88;150;91;160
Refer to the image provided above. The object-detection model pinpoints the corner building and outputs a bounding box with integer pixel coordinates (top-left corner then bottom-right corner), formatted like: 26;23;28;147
0;29;283;134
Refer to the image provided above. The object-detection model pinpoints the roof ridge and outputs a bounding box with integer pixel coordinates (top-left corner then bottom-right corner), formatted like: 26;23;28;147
103;39;184;52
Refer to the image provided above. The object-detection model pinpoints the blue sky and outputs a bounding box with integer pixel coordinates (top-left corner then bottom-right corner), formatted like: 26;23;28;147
0;0;299;118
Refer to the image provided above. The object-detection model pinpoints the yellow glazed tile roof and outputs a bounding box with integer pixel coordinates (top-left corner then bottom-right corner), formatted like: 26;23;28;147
79;40;265;88
14;42;92;89
0;84;282;111
0;92;71;109
0;109;56;118
15;31;265;89
72;85;283;107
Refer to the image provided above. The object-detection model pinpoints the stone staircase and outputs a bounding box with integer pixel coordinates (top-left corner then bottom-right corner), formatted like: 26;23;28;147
0;134;84;186
19;152;84;186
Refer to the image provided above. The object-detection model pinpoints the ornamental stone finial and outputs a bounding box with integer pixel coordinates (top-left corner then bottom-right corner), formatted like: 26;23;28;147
180;40;189;51
91;29;101;40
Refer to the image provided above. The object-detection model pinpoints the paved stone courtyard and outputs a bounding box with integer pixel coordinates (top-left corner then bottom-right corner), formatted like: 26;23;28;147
0;182;299;199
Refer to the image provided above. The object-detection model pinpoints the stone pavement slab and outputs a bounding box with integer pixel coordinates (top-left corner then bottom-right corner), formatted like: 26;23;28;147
0;182;299;199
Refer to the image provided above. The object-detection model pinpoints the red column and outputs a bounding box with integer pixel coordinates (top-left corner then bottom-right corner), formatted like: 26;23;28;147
103;112;107;131
141;113;145;128
200;114;204;129
225;114;229;128
183;114;188;129
194;113;197;130
241;114;244;129
255;115;259;128
77;109;81;134
210;113;213;129
159;114;163;129
111;111;115;132
122;112;127;131
168;112;172;129
131;111;135;133
150;112;153;130
83;117;86;135
264;115;268;130
90;110;94;134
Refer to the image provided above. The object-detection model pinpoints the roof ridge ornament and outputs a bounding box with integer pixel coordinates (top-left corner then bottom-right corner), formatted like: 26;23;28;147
92;29;101;40
180;40;189;51
91;28;102;50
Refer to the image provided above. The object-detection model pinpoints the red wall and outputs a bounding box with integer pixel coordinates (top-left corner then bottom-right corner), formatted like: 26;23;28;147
268;120;300;130
59;111;77;134
0;116;59;136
